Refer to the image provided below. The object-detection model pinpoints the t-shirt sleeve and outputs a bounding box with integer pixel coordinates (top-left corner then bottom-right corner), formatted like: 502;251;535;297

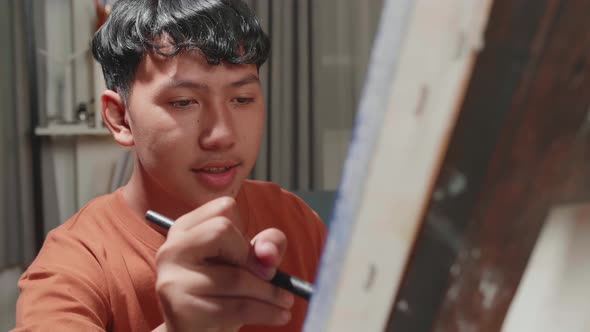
12;231;110;332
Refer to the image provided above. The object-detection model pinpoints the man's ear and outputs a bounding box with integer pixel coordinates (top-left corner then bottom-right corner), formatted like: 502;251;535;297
101;90;134;146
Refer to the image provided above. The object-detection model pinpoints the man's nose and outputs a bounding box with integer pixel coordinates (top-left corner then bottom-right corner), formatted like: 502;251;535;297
198;103;237;151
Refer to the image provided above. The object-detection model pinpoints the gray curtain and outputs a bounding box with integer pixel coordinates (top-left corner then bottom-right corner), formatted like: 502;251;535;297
246;0;313;190
247;0;383;191
0;0;37;269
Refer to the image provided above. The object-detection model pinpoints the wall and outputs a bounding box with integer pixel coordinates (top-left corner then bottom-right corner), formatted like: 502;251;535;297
312;0;383;189
38;0;125;230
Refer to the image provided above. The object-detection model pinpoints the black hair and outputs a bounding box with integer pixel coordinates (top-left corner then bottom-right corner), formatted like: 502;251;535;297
91;0;270;102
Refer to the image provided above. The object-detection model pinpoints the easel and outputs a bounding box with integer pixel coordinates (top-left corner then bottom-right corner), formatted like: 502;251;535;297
304;0;590;331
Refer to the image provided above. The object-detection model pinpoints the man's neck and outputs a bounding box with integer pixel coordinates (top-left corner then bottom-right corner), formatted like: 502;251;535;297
121;164;193;233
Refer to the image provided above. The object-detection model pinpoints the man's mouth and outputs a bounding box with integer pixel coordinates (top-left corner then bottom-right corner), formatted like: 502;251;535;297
192;163;240;189
198;166;233;174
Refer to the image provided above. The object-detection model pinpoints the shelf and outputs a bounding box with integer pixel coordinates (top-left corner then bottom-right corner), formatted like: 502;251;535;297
35;124;111;137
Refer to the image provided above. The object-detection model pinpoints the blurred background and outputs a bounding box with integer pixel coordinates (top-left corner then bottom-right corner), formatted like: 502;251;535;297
3;1;590;331
0;0;383;328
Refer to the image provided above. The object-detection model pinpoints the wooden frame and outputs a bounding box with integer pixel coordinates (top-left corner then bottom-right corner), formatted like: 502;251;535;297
304;0;494;331
307;0;590;330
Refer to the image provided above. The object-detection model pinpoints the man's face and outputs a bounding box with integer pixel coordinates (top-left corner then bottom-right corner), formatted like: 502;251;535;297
126;50;264;208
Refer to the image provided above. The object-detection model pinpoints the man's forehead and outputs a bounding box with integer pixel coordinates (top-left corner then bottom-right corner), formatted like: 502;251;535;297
136;50;258;84
141;35;257;71
133;52;260;93
144;48;209;68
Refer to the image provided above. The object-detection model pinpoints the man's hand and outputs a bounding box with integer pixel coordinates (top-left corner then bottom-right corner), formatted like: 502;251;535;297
154;197;294;332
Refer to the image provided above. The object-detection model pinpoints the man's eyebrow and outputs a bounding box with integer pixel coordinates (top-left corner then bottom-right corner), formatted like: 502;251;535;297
163;79;209;91
159;74;260;92
228;74;260;88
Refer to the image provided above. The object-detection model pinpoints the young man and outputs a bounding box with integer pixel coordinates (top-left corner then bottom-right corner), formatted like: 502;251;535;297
13;0;326;331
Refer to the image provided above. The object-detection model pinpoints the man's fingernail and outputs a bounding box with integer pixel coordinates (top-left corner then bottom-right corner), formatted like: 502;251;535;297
259;241;275;254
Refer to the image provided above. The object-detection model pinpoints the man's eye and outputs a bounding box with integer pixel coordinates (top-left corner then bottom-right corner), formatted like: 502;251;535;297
232;97;255;105
170;99;196;108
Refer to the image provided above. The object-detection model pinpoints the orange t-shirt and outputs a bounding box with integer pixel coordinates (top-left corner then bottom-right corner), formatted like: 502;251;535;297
13;180;326;332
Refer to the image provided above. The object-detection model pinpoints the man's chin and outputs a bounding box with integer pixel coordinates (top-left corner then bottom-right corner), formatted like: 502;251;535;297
186;182;243;207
